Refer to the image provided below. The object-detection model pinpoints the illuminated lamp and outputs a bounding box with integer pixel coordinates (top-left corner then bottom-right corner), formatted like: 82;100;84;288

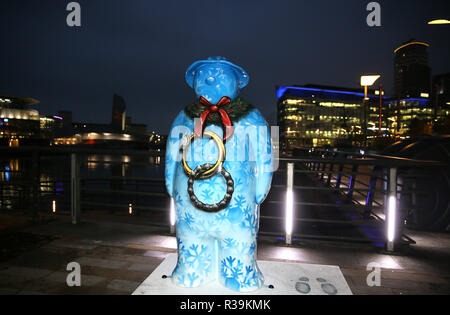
170;198;176;234
428;19;450;24
285;163;294;245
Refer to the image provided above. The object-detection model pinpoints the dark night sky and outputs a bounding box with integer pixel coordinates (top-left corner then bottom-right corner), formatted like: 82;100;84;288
0;0;449;134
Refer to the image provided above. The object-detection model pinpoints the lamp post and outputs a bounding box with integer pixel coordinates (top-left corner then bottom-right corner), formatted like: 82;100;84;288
428;19;450;25
360;75;381;148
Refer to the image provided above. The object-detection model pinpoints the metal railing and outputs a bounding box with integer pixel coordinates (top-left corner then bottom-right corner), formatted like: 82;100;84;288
1;146;447;252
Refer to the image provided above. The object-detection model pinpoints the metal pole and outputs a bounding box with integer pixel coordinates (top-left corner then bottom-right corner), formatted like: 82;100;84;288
379;83;383;135
386;167;397;252
71;153;80;225
363;85;368;148
347;164;359;199
285;163;294;245
32;151;40;223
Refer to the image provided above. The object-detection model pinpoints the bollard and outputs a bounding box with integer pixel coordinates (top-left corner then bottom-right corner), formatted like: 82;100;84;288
285;163;294;245
170;197;176;234
32;151;40;223
71;153;81;225
386;167;397;252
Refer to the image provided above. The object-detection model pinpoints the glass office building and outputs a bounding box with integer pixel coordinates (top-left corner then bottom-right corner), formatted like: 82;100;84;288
277;85;379;151
385;98;435;136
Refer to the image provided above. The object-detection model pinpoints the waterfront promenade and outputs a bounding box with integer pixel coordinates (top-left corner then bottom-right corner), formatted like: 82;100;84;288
0;214;449;295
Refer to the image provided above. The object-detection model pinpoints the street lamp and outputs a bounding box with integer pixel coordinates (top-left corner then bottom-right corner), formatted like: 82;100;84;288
361;75;381;99
428;19;450;25
360;75;381;148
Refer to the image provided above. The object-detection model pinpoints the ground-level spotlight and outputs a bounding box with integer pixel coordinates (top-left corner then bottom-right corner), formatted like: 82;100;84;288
387;196;396;251
285;163;294;245
386;168;397;252
170;198;176;234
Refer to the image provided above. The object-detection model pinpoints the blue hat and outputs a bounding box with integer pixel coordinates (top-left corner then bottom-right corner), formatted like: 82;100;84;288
185;56;249;89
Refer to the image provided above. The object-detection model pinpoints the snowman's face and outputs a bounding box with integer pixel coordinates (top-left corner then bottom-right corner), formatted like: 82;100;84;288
193;64;239;104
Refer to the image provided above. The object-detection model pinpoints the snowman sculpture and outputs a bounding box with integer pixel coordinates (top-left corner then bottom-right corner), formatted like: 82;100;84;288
165;57;273;292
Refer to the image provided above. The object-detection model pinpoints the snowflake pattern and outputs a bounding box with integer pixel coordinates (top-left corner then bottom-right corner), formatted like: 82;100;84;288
165;109;273;292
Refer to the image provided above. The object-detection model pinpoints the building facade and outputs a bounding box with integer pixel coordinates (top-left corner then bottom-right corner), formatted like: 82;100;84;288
394;41;431;99
385;98;434;136
0;95;43;146
277;85;379;151
433;73;450;111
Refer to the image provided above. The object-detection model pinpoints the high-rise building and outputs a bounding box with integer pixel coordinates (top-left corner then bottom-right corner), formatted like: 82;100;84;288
394;41;431;99
112;94;126;131
277;85;379;150
433;73;450;112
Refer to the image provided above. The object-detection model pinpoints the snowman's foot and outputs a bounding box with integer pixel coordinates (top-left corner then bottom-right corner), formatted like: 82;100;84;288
295;277;311;294
316;277;338;295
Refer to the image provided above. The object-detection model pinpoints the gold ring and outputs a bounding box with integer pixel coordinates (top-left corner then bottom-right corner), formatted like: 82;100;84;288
182;130;225;178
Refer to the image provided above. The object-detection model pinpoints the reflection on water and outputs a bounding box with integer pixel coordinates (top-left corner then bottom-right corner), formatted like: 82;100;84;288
1;159;19;181
0;153;165;212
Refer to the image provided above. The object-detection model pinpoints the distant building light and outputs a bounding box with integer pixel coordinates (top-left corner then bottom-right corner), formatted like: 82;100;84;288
420;93;429;98
53;116;63;120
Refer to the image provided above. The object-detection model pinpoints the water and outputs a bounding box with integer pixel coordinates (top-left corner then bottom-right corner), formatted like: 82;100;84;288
0;153;166;215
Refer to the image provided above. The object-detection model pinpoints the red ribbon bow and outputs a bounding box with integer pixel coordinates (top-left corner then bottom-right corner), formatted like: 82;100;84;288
194;96;234;140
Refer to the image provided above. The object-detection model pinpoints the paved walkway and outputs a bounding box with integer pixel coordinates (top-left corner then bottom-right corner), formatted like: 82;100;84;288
0;214;449;295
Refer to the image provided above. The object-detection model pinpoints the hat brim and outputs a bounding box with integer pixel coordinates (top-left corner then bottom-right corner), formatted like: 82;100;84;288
186;59;249;89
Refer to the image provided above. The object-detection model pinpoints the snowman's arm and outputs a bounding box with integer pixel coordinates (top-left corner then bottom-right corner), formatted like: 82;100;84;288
165;111;190;197
251;110;274;205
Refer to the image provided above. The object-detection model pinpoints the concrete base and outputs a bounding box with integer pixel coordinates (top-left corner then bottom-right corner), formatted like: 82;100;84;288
133;254;352;295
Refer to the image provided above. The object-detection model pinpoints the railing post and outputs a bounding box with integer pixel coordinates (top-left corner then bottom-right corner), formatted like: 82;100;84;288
335;163;344;189
386;167;398;252
320;161;327;181
71;153;81;225
365;170;378;218
326;161;334;186
32;150;40;223
285;163;294;245
347;164;359;199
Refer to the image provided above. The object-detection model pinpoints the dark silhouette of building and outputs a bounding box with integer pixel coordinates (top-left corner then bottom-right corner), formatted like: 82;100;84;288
433;73;450;111
394;40;431;99
112;94;126;131
53;94;160;149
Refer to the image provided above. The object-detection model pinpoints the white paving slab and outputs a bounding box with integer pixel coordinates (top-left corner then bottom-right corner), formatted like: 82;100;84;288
133;254;352;295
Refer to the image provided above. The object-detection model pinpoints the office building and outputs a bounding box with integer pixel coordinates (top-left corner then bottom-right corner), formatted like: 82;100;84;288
277;85;380;151
394;41;431;99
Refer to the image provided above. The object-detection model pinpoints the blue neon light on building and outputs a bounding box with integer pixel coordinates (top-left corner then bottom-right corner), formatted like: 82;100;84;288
276;86;383;101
